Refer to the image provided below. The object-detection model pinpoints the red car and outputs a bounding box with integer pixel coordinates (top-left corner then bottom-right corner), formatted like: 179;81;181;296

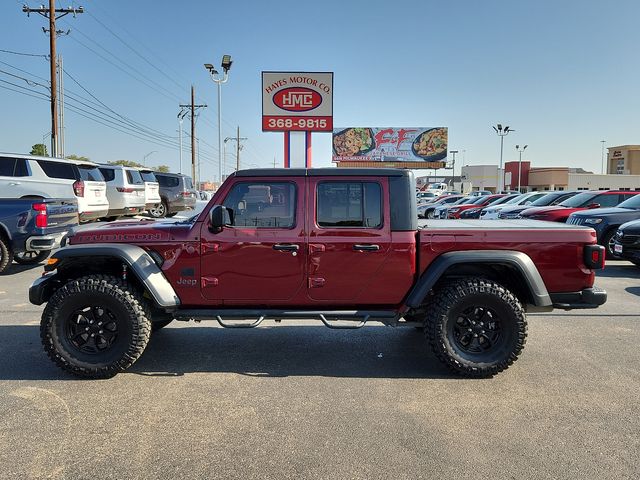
520;190;638;222
447;194;506;219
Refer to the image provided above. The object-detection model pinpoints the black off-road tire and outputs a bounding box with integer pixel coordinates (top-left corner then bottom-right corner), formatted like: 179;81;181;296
40;275;152;378
14;250;51;265
0;236;14;274
151;319;173;332
601;229;619;260
423;277;527;378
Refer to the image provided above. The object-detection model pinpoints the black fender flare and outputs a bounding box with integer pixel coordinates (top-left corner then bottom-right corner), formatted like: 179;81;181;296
43;243;180;308
405;250;552;308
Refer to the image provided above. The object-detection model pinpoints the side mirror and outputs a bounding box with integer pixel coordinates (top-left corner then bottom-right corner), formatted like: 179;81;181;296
588;203;601;209
209;205;232;231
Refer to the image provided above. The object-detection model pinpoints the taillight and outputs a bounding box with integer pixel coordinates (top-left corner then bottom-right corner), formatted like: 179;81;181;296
33;203;48;228
584;244;605;270
180;191;192;197
116;187;135;193
73;180;85;197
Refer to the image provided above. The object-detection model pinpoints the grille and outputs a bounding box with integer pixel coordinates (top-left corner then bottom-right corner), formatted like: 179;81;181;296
499;212;521;219
566;216;585;226
615;231;640;245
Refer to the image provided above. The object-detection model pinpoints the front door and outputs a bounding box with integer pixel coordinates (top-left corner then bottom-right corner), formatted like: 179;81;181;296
306;177;391;303
200;177;307;304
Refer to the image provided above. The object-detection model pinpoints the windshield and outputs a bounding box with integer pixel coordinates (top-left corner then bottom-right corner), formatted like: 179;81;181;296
531;192;566;206
493;195;520;206
617;194;640;209
559;192;598;207
450;196;472;205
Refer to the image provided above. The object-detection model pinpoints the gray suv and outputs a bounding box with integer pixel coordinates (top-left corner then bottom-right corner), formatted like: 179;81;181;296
149;172;197;218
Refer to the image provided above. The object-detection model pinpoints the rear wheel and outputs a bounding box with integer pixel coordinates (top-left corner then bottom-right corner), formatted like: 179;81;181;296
0;236;13;274
423;277;527;377
148;201;167;218
14;250;50;265
40;275;152;378
427;210;435;219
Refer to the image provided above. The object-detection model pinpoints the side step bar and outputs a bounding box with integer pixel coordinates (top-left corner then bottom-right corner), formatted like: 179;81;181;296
173;309;399;329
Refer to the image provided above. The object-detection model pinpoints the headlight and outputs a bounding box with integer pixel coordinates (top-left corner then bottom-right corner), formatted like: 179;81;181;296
449;208;460;213
584;218;603;224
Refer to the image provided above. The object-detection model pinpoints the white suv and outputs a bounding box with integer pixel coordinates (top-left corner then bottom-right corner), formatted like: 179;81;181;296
138;168;161;212
0;153;108;221
98;165;146;220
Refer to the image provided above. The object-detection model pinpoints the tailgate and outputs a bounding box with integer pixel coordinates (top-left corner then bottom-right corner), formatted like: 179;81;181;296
39;198;79;233
84;181;108;206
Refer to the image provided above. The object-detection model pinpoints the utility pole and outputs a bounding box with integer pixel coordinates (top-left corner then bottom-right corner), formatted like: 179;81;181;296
223;128;247;174
22;1;83;157
58;54;65;157
179;86;206;182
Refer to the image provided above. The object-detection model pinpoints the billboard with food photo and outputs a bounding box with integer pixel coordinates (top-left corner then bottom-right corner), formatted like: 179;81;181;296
332;127;448;163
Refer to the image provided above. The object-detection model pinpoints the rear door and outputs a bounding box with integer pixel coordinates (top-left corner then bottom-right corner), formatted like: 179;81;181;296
199;177;307;303
306;177;391;302
77;165;108;208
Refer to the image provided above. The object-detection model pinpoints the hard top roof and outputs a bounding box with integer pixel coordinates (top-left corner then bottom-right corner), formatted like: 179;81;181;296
234;167;411;178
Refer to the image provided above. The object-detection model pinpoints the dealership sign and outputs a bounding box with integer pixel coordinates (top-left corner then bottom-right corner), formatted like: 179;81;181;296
262;72;333;132
332;127;448;164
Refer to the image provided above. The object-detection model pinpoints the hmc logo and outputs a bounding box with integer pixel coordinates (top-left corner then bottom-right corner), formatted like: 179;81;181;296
273;87;322;112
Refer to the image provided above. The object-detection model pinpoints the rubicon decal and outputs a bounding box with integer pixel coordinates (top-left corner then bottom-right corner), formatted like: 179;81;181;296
273;87;322;112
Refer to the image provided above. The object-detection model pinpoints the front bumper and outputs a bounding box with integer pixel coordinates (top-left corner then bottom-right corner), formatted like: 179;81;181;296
550;287;607;310
25;231;68;251
29;272;61;305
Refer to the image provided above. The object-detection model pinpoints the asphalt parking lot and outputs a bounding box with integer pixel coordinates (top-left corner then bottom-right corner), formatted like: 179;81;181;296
0;260;638;480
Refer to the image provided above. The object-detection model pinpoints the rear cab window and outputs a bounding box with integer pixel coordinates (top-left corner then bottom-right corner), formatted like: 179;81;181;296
316;181;382;228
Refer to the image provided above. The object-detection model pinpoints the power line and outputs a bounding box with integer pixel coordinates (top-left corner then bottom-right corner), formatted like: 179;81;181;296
0;48;48;58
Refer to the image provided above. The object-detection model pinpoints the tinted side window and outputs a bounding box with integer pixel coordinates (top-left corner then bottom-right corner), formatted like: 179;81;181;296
223;182;296;228
183;176;194;189
596;194;621;208
157;175;179;188
99;168;116;182
317;182;382;228
37;160;77;180
0;157;16;176
14;159;29;176
78;165;105;181
125;169;144;185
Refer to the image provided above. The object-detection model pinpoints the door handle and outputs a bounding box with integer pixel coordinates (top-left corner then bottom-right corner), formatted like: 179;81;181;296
273;244;299;252
353;244;380;251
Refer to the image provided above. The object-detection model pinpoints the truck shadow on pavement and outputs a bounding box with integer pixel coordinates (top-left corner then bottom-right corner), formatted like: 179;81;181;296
596;261;640;278
0;263;43;276
0;325;459;380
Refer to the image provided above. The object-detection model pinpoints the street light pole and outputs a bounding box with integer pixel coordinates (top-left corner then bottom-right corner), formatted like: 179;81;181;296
492;124;514;193
143;150;157;167
449;149;458;179
515;144;528;192
601;140;606;174
205;55;233;184
177;108;188;174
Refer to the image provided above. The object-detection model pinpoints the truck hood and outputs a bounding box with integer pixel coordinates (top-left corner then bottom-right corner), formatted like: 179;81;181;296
520;205;584;216
69;220;191;245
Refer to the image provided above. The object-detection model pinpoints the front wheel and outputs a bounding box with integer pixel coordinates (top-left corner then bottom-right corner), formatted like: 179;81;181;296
601;229;620;260
40;275;152;378
427;210;435;219
423;277;527;377
14;250;51;265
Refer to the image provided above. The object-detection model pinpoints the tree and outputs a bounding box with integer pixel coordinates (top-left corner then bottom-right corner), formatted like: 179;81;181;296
155;165;170;173
30;144;48;156
67;154;90;162
108;160;144;168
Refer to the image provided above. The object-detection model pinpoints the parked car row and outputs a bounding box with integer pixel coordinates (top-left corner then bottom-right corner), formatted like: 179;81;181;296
0;153;197;221
418;188;640;261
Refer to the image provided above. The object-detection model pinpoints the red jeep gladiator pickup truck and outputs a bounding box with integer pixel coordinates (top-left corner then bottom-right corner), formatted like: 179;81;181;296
30;168;607;378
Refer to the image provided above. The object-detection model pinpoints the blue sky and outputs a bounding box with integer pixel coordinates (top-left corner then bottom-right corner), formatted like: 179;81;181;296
1;0;638;181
